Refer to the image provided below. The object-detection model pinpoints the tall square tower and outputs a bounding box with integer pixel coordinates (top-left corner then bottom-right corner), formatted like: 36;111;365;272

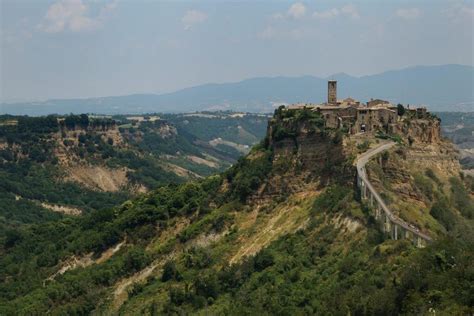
328;80;337;104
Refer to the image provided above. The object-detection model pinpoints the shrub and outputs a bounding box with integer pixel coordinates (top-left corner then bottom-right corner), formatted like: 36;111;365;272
357;141;370;152
414;174;434;200
397;104;405;116
128;282;145;297
254;249;275;272
430;199;455;231
162;260;180;282
312;185;351;214
449;177;474;219
194;273;220;299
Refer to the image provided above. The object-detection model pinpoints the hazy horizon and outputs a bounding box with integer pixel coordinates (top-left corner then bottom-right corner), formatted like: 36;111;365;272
1;0;473;103
1;63;472;103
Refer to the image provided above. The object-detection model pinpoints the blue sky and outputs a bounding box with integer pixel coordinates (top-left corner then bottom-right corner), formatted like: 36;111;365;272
1;0;473;101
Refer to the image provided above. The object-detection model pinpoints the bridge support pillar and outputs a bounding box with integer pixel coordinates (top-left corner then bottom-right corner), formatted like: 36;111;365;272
385;216;391;233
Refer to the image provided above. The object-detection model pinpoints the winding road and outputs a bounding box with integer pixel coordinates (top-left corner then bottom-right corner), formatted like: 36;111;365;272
356;141;432;243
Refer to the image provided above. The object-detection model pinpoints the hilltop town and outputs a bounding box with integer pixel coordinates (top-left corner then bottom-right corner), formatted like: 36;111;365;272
287;80;431;136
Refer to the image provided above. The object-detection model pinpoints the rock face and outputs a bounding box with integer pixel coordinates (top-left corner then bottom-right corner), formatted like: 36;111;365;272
251;111;353;202
391;117;441;144
366;137;461;237
268;119;346;173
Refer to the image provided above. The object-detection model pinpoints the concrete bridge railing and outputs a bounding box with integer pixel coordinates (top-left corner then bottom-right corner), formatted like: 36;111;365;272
356;142;432;248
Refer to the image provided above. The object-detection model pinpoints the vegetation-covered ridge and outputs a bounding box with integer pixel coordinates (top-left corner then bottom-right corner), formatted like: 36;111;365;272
0;112;267;242
0;108;472;315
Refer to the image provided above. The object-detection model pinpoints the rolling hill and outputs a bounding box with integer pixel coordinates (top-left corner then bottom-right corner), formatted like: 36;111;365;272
1;64;473;115
0;105;472;315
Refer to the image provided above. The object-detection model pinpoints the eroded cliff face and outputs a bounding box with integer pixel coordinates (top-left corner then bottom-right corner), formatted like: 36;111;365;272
366;138;463;237
249;113;353;203
268;119;346;171
391;117;442;144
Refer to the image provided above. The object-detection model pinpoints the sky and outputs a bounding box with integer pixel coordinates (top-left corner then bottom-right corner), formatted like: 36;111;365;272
1;0;473;102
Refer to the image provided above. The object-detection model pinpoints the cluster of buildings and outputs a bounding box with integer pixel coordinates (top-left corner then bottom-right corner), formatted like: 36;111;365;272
288;80;427;134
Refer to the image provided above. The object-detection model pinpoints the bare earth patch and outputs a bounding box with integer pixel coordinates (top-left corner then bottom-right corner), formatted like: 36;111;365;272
41;202;82;216
332;214;363;234
66;165;128;192
186;155;219;168
229;191;317;264
209;138;250;154
162;162;202;179
46;241;125;283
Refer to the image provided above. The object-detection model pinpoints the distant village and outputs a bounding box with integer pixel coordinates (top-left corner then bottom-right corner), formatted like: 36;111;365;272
287;80;429;134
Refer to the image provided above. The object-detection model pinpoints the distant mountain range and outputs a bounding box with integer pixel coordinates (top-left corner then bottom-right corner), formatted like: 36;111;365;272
1;64;473;115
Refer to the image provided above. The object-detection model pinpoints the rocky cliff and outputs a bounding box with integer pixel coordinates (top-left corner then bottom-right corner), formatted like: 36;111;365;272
391;115;442;144
248;108;353;203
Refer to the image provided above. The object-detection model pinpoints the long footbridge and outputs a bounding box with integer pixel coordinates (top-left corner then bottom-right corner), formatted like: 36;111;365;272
356;142;432;247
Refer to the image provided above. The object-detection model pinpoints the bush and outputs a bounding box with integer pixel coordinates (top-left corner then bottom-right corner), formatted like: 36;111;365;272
414;174;434;199
194;273;220;299
128;282;145;297
123;247;150;273
430;199;455;231
397;104;405;116
162;260;180;282
449;177;474;219
254;249;275;271
357;141;370;152
312;185;351;214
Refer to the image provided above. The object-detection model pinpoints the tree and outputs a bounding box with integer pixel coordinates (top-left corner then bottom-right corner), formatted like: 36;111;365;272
78;134;87;144
162;260;180;282
194;273;219;299
397;104;405;116
254;249;275;271
79;114;89;129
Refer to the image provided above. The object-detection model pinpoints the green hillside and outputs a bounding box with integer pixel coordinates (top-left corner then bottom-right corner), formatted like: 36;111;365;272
0;109;472;315
0;113;268;242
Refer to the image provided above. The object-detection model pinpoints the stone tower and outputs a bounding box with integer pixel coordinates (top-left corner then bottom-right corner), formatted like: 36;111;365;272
328;80;337;104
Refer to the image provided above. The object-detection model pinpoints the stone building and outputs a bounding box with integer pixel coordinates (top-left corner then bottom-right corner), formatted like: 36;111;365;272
285;80;421;134
328;80;337;104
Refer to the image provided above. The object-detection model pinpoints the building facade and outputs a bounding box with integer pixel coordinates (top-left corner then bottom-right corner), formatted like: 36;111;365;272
286;80;423;134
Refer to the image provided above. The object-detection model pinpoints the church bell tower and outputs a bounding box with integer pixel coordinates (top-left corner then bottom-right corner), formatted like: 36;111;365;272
328;80;337;104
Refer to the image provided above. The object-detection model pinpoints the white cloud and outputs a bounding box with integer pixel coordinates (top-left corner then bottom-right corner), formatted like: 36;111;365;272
459;5;474;17
313;8;340;19
444;2;474;21
395;8;421;19
272;13;285;20
37;0;116;33
182;10;208;30
259;26;277;39
270;2;308;20
288;2;306;19
258;25;305;40
341;4;360;19
313;4;360;20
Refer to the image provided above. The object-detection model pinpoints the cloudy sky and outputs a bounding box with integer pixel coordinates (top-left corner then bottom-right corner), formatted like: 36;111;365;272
1;0;473;101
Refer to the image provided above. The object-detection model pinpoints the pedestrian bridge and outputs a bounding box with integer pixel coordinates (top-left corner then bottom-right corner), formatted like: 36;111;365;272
356;142;432;248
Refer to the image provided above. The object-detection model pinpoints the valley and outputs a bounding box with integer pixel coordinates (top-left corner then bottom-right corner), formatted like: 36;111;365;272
2;2;472;314
0;99;472;315
0;112;268;241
